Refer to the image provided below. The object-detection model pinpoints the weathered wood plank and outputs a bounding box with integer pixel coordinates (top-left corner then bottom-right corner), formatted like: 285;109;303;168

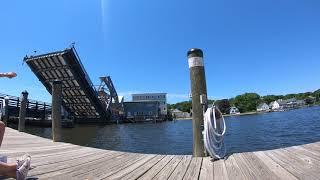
232;153;257;180
105;154;157;179
182;157;202;180
120;155;166;180
31;148;104;167
213;159;229;180
96;153;148;179
73;153;145;179
138;155;174;180
265;149;317;179
282;148;320;178
291;146;320;161
224;155;246;180
37;151;125;179
199;157;214;180
240;152;279;180
0;146;81;160
302;143;320;154
29;150;113;177
168;155;192;180
254;151;298;180
153;155;184;180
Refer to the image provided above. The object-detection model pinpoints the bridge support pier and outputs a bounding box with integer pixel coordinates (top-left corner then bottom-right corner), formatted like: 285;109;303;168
52;80;62;142
188;48;208;157
18;91;28;132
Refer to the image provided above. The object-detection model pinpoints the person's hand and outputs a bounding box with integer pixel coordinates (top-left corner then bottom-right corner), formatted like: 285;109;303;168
5;72;17;78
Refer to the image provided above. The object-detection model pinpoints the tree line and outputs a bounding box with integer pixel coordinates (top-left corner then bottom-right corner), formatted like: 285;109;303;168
168;89;320;114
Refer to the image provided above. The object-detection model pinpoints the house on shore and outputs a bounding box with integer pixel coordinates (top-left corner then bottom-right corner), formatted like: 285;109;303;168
171;109;190;119
270;98;306;111
257;103;269;112
283;98;297;108
230;106;240;115
296;100;306;107
269;101;281;110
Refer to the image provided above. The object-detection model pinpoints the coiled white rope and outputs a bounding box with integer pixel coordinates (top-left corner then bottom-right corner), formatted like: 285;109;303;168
203;106;227;159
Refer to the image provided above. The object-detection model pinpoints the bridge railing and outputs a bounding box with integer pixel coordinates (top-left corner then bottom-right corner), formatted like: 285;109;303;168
71;47;98;97
0;93;51;111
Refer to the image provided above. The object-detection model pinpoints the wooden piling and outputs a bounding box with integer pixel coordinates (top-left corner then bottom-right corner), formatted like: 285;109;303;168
188;48;208;157
52;80;62;142
3;96;9;126
18;91;28;132
42;102;46;120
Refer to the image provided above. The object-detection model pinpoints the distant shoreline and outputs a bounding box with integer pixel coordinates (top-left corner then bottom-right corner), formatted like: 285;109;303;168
174;104;320;120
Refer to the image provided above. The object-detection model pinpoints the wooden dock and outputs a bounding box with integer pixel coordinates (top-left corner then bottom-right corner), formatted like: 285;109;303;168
1;127;320;179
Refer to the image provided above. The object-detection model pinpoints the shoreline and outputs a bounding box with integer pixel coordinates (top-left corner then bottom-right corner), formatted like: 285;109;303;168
175;104;320;120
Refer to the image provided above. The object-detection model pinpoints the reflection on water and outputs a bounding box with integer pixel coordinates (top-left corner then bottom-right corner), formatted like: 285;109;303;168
14;106;320;155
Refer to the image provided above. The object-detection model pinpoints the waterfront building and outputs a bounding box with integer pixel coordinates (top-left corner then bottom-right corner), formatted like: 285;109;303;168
269;101;280;110
283;98;297;108
230;106;240;115
257;103;269;112
270;98;305;111
305;96;316;104
171;109;190;119
132;93;167;115
296;100;306;107
123;101;160;122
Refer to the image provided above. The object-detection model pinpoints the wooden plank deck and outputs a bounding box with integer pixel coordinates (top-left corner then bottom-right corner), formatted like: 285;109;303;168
1;127;320;180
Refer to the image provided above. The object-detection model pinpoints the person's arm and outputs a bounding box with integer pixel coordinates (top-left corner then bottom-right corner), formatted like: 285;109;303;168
0;72;17;78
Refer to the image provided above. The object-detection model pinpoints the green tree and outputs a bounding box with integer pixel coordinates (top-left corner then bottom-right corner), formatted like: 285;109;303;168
234;93;260;113
229;98;235;106
173;101;192;113
295;92;312;100
261;95;277;105
313;89;320;102
284;94;296;99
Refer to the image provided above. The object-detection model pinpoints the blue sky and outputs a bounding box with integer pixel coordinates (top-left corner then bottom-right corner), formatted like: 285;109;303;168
0;0;320;103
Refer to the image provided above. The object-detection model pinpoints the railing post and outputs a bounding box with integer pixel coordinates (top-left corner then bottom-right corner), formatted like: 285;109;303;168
18;91;28;132
188;48;208;157
52;80;62;142
3;96;9;126
42;103;46;120
16;98;20;111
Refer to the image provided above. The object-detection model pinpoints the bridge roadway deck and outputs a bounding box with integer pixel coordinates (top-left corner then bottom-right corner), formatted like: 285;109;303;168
1;127;320;180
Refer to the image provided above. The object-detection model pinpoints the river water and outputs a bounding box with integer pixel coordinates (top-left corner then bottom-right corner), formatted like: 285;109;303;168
16;106;320;155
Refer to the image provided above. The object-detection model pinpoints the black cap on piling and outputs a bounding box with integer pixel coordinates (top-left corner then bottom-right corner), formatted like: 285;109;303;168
187;48;203;58
22;90;28;95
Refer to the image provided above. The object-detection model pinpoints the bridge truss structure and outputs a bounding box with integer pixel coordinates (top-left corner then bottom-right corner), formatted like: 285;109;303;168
24;47;121;123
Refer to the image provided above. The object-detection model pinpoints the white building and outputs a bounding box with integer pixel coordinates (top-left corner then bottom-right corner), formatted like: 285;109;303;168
269;101;280;110
132;93;167;115
171;109;190;119
230;106;240;115
257;103;269;112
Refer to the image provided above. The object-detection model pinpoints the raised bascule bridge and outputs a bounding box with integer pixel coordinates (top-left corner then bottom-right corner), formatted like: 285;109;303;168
24;47;122;123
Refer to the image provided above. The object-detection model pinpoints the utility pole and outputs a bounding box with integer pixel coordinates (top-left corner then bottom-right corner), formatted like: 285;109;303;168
188;48;208;157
